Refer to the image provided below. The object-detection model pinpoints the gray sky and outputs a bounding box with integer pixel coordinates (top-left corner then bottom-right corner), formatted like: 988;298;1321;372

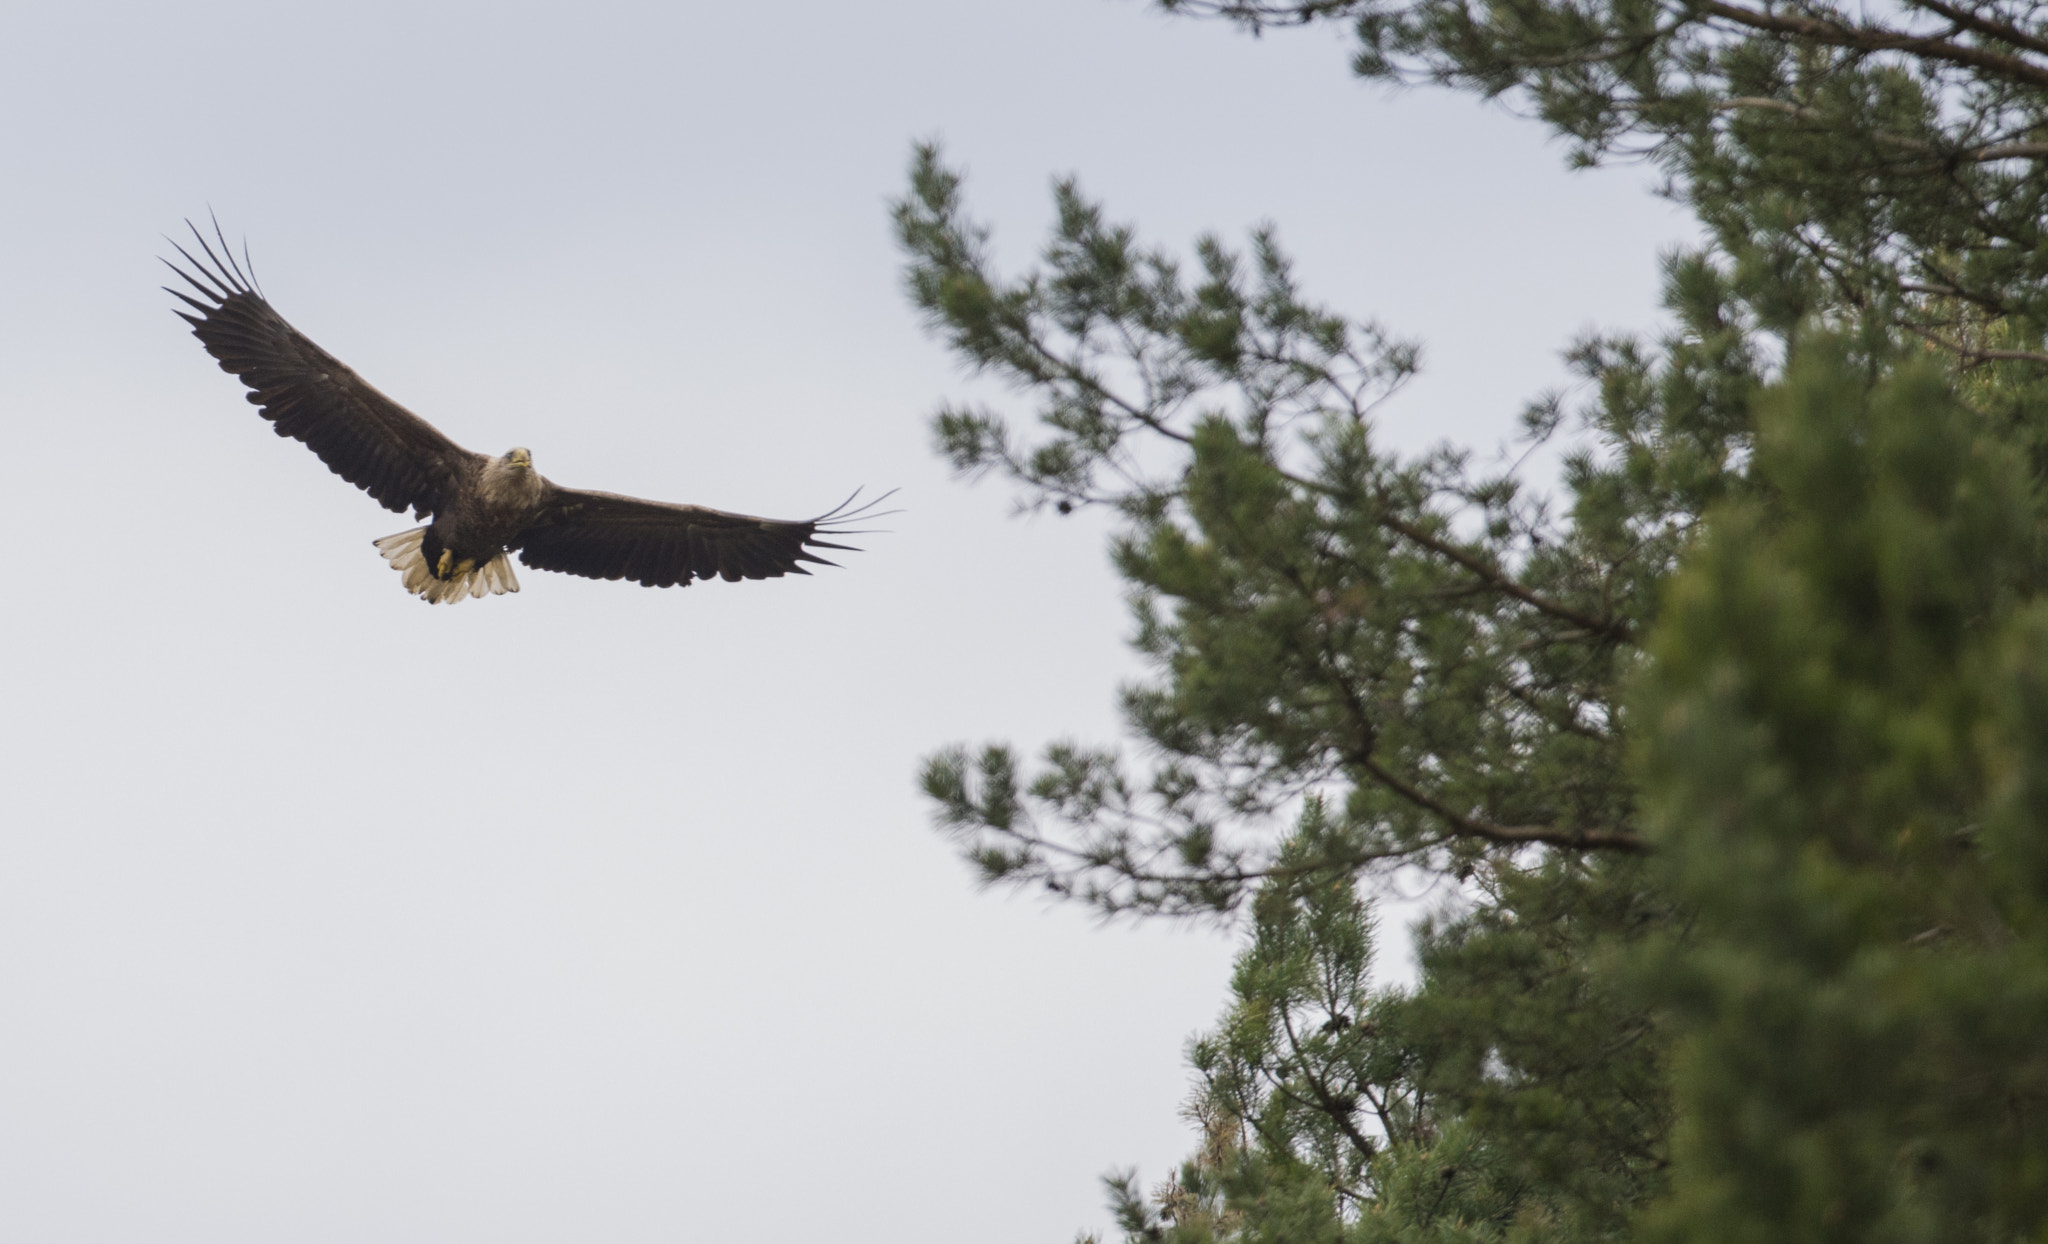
0;2;1691;1240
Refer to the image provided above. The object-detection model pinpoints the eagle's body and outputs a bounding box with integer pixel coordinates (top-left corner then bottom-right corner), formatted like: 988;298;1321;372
375;450;551;602
165;223;872;603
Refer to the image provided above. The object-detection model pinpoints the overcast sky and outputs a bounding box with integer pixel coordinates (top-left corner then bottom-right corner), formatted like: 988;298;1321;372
0;3;1692;1240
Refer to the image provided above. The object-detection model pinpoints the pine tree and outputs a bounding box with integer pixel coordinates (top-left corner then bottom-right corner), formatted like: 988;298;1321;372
1634;349;2048;1241
895;2;2048;1238
895;147;1709;1242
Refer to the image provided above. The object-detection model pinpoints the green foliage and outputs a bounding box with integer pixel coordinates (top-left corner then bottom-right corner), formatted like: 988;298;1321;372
1082;817;1670;1244
897;146;1721;1237
1633;349;2048;1241
1387;857;1670;1240
899;144;1708;918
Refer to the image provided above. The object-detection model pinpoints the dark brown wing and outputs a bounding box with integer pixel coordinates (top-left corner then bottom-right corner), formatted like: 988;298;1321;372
165;221;482;518
514;487;873;588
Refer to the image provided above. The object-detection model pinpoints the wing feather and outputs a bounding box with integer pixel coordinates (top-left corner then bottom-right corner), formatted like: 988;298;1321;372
515;487;878;588
166;221;481;518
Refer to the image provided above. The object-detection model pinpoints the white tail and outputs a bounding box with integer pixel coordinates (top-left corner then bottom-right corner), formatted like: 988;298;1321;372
373;528;520;604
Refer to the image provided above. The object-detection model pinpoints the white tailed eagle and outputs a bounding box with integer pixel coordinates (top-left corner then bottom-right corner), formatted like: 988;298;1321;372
167;222;879;604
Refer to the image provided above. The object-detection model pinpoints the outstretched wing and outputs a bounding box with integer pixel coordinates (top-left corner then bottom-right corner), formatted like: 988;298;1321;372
165;221;482;518
515;488;879;588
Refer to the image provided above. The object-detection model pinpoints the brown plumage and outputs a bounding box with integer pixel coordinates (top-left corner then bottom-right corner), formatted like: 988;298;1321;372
165;221;879;603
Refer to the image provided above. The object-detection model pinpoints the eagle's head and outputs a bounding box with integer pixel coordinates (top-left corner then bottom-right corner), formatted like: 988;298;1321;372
503;447;534;471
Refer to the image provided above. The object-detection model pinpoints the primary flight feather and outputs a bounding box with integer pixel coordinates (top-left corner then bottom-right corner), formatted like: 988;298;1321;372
166;221;878;603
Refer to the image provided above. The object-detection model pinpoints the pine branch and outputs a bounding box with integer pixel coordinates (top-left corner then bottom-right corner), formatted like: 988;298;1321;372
1716;96;2048;162
1355;753;1647;853
1905;0;2048;60
1698;0;2048;91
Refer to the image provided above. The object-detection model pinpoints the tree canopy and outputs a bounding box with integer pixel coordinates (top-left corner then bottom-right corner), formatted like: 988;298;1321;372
896;1;2048;1239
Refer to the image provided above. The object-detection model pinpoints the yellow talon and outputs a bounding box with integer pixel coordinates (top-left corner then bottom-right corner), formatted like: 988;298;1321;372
435;549;454;577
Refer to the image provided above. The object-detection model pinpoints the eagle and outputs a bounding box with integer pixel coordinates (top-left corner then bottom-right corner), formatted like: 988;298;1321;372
166;222;878;604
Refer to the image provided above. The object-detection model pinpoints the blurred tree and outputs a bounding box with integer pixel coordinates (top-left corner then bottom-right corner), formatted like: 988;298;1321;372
894;1;2048;1239
1633;350;2048;1242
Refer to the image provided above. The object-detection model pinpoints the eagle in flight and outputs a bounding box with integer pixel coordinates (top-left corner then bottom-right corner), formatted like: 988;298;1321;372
167;222;878;603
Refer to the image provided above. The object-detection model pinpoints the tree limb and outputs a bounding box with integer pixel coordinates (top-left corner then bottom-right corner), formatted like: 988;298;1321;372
1698;0;2048;91
1355;753;1647;852
1717;96;2048;162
